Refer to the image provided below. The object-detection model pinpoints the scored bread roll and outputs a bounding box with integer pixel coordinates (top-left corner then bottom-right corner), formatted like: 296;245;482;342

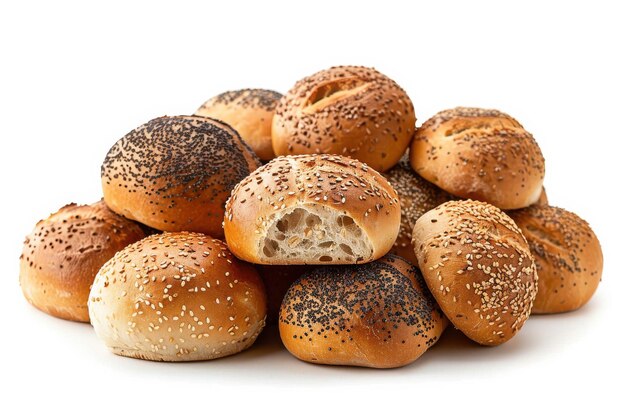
272;66;416;172
383;155;454;265
256;265;313;324
412;200;538;346
508;205;602;314
410;107;545;209
195;89;282;161
279;255;448;368
224;154;401;265
101;115;261;237
88;232;267;361
19;201;146;322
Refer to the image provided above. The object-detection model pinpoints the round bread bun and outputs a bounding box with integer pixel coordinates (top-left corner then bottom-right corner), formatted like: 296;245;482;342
256;265;313;325
279;255;447;368
508;205;602;314
410;107;545;209
224;154;401;265
383;154;454;265
101;115;261;238
88;232;267;361
272;66;416;172
20;201;146;322
412;200;538;346
195;89;282;161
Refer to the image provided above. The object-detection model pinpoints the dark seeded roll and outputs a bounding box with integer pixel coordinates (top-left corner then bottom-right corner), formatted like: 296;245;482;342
101;116;261;237
383;155;454;265
279;255;448;368
195;89;282;161
19;201;146;322
508;205;602;314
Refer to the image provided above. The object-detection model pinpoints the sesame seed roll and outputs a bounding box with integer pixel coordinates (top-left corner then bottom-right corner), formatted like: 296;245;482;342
508;205;602;314
88;232;267;361
19;200;146;322
279;255;447;368
383;155;454;265
224;154;401;265
195;89;283;161
272;66;416;172
412;200;538;346
101;116;261;238
410;107;545;210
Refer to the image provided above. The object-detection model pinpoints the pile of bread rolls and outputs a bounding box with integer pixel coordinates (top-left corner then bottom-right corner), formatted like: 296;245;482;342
19;65;603;368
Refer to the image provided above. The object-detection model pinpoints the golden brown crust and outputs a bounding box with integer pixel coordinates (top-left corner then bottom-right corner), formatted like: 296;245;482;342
101;116;261;238
410;107;545;209
19;201;146;322
383;155;454;265
412;200;538;346
508;205;602;314
278;255;447;368
224;154;401;264
195;89;282;161
272;66;416;172
88;232;267;361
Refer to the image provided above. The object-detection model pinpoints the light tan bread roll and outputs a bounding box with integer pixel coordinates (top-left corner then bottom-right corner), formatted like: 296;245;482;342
279;255;447;368
410;107;545;209
508;205;602;313
272;66;416;172
20;201;146;322
88;232;267;361
224;154;401;265
412;200;538;346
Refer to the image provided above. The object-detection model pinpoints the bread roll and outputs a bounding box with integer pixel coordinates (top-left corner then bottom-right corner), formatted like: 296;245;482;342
412;200;538;346
410;107;545;209
224;154;401;265
195;89;282;161
279;255;447;368
19;201;146;322
101;116;261;238
508;205;602;314
256;265;312;324
88;232;267;361
383;155;454;265
272;66;416;172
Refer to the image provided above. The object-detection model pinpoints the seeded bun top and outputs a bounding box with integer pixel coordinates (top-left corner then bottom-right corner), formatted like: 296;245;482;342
508;205;603;314
101;115;261;237
19;200;146;322
412;200;538;345
195;89;282;161
272;66;416;172
410;107;545;209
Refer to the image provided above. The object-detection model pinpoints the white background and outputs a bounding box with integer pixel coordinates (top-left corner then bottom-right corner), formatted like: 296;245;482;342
1;1;624;415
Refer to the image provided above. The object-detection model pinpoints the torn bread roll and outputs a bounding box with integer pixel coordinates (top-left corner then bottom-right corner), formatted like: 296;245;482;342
224;154;400;265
